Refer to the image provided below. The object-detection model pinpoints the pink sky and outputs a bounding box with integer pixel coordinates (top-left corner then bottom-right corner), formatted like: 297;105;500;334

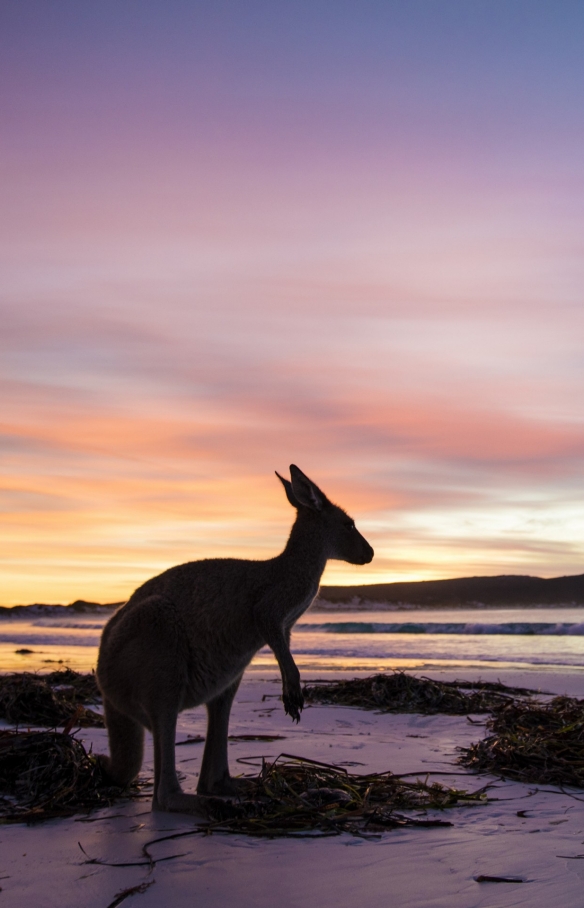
2;2;584;603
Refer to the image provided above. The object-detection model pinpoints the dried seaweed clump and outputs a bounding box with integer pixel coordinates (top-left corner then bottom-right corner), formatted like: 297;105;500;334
0;730;132;822
42;668;101;703
0;670;103;727
304;672;534;715
202;755;487;837
459;696;584;787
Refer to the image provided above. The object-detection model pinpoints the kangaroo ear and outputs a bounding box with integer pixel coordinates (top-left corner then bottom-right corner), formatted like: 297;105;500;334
275;471;302;509
289;464;325;511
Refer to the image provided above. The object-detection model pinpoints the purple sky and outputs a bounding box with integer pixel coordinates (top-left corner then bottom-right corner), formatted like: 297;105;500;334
2;1;584;603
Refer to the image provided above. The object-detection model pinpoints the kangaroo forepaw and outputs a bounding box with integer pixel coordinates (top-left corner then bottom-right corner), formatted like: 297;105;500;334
283;689;304;723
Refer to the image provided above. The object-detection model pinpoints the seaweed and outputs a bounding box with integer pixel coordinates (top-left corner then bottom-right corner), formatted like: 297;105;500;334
0;670;103;727
0;734;485;834
0;729;142;822
304;671;536;715
459;696;584;787
42;668;101;702
199;754;488;837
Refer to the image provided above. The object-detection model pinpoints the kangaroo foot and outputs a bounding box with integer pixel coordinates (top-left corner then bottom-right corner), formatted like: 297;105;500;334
96;753;136;788
153;790;246;822
152;791;208;816
230;777;256;794
197;775;255;797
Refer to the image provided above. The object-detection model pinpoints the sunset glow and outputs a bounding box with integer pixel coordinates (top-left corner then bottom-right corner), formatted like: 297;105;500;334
2;1;584;604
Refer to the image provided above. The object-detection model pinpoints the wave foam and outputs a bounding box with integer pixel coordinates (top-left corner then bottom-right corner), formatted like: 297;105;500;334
297;621;584;636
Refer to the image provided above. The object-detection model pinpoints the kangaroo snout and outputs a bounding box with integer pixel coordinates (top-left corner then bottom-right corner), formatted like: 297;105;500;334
360;542;375;564
351;539;374;565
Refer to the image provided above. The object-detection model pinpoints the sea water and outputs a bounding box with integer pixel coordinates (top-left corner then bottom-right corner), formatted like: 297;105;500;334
1;606;584;674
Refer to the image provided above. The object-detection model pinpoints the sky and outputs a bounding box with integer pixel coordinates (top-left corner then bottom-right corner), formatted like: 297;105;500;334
2;0;584;604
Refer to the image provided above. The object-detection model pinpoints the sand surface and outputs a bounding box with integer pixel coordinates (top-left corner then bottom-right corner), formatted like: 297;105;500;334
3;668;584;908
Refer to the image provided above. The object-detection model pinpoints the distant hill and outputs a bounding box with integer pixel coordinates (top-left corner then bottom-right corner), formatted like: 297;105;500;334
3;575;584;615
0;599;121;618
317;574;584;608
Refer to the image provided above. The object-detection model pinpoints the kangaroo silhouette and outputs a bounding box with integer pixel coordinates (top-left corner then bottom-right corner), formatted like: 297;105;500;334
96;465;374;813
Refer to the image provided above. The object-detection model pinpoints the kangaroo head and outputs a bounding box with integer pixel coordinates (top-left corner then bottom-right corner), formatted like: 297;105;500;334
276;465;374;565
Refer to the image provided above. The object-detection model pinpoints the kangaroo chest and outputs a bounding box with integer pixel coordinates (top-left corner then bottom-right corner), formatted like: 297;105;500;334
285;588;319;629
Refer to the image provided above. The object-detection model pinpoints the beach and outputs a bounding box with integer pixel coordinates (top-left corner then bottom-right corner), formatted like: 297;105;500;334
3;663;584;908
5;0;584;903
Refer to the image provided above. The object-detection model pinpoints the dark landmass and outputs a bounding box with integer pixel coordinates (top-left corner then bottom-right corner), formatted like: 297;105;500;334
0;599;121;618
317;573;584;609
2;574;584;614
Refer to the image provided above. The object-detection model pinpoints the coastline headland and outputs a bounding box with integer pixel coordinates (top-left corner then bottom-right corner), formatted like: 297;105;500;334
317;573;584;609
0;600;122;618
2;573;584;614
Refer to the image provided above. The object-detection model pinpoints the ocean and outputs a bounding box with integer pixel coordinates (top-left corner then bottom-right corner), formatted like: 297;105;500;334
1;605;584;675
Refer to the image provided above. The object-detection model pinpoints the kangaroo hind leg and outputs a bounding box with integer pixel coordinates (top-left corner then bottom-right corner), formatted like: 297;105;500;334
198;674;249;796
150;707;209;814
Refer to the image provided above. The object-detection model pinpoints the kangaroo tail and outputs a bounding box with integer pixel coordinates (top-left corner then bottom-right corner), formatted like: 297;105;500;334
98;698;144;787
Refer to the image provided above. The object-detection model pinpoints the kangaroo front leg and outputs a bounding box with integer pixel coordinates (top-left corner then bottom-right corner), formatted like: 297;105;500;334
198;675;243;796
267;628;304;723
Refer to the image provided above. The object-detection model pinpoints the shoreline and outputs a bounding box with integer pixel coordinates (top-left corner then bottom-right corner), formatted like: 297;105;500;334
3;600;584;618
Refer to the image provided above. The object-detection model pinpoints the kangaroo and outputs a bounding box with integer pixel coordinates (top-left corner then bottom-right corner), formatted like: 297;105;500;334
96;465;374;814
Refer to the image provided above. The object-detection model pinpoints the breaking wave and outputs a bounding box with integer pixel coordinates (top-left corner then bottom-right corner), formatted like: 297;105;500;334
296;621;584;636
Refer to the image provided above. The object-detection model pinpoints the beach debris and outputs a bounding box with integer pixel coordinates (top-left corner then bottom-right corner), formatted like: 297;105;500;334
0;729;141;822
0;669;103;727
304;671;536;715
78;838;188;871
175;732;288;747
460;696;584;787
474;875;524;883
105;880;155;908
175;735;205;746
197;754;488;837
